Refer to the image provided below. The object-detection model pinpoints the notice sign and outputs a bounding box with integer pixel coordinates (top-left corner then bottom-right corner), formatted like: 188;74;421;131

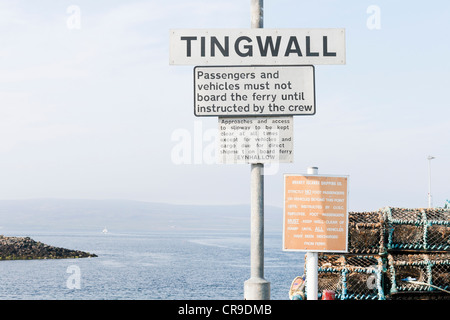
194;65;315;117
218;117;293;164
283;175;348;252
170;28;346;65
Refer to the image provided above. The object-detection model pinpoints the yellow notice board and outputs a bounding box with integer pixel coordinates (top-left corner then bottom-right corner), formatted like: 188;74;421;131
283;174;348;252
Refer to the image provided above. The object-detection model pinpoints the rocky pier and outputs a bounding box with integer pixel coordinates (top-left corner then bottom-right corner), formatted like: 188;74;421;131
0;235;97;260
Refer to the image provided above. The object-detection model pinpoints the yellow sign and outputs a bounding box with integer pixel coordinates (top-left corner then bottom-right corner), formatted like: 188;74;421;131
283;175;348;252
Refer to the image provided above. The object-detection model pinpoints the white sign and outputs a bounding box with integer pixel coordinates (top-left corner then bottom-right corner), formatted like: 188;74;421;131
170;28;346;65
218;117;293;164
195;65;315;117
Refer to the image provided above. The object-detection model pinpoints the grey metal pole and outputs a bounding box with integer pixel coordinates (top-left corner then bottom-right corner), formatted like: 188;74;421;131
250;164;264;281
250;0;264;28
244;164;270;300
244;0;270;300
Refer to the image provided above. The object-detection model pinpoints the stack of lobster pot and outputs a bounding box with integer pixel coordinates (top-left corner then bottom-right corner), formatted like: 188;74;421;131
382;207;450;300
311;210;388;300
298;207;450;300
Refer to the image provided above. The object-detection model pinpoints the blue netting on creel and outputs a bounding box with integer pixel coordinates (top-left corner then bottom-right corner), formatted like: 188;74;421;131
387;253;450;295
383;207;450;252
290;208;450;300
348;211;386;254
348;208;450;254
310;254;386;300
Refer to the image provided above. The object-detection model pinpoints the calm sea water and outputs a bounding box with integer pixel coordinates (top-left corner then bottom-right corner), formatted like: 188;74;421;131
0;231;304;300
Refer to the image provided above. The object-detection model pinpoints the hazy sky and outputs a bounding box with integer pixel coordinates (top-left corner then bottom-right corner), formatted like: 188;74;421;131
0;0;449;212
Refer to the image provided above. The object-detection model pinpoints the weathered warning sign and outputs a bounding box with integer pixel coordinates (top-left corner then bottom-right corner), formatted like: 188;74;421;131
194;65;315;117
283;174;348;252
218;117;293;164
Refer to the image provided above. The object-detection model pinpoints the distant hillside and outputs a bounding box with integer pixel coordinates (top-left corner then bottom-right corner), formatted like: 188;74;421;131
0;199;283;233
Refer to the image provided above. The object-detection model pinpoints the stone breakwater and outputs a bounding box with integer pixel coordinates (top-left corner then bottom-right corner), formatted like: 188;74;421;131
0;235;97;260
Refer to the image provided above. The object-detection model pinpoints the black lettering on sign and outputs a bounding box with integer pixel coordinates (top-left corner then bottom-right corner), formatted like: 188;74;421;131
180;36;197;57
323;36;337;56
306;36;319;57
257;36;282;57
201;37;206;57
284;37;302;57
235;36;253;57
211;36;229;57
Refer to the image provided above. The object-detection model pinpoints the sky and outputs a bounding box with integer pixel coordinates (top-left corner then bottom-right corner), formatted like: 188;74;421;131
0;0;449;212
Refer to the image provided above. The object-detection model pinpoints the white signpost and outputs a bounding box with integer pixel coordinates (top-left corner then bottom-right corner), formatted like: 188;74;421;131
169;0;346;301
194;65;315;117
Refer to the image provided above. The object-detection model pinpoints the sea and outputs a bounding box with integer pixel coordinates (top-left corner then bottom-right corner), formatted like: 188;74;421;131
0;230;304;300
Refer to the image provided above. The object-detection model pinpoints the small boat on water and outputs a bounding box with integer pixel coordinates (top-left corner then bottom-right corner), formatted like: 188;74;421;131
102;227;108;234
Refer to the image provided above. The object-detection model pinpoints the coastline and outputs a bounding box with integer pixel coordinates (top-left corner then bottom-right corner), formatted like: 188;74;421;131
0;235;97;260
